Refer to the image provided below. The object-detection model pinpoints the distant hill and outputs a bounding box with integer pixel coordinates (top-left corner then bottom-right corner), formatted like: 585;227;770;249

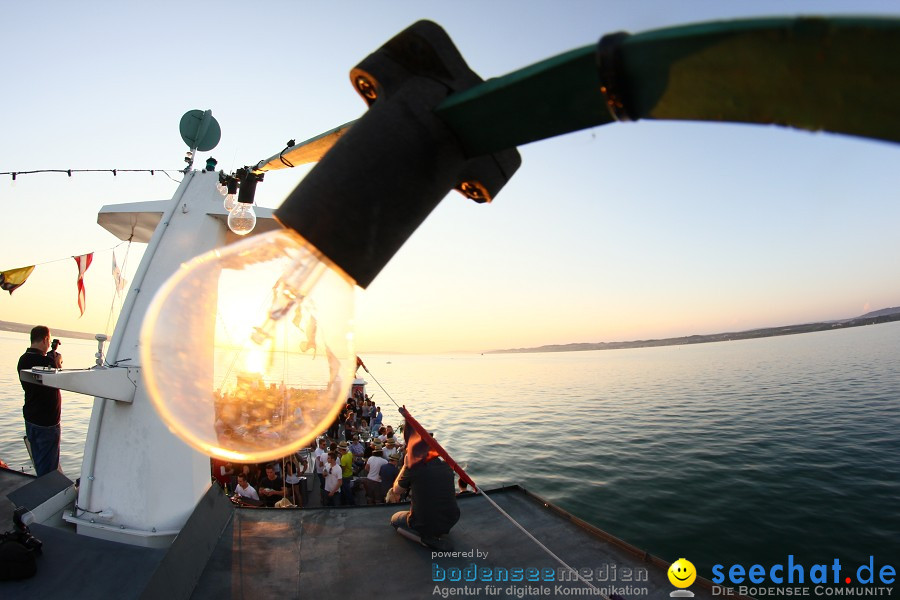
490;307;900;354
0;320;97;341
858;306;900;319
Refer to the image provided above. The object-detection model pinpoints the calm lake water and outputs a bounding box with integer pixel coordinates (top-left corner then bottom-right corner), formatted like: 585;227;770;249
1;323;898;578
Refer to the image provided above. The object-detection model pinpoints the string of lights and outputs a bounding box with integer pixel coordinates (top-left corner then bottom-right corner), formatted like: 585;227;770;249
1;168;182;182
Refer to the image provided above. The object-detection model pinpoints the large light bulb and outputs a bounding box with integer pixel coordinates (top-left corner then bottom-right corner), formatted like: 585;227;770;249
227;202;256;235
141;228;356;463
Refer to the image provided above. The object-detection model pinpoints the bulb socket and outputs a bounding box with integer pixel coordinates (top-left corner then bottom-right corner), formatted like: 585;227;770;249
237;170;260;204
275;20;521;288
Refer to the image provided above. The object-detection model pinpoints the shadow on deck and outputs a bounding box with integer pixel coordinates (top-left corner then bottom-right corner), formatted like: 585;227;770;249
0;466;748;599
191;486;742;600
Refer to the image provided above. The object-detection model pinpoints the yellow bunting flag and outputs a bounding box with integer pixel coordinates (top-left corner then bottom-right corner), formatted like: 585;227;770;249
0;265;36;295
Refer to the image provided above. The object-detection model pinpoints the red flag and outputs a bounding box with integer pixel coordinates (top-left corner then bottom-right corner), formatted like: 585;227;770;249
73;253;93;316
399;405;478;491
356;355;369;373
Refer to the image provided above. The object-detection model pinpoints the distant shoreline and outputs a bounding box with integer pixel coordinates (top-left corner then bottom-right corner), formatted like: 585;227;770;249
489;309;900;354
4;309;898;355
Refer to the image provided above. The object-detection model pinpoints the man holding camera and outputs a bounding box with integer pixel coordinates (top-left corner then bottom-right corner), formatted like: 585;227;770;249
16;325;63;476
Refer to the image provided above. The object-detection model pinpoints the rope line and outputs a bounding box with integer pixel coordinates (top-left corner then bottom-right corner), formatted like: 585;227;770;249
3;241;126;270
361;359;606;598
358;366;402;411
475;489;607;598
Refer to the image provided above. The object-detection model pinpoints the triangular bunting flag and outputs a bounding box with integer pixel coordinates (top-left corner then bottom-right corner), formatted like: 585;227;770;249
111;251;126;297
74;253;93;316
0;265;36;295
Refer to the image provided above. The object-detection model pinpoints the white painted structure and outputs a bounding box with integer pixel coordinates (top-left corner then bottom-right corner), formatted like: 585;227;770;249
21;170;280;547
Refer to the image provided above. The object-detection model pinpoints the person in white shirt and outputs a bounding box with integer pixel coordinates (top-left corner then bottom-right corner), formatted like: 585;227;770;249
324;451;342;507
382;437;399;461
313;438;328;503
363;453;388;504
234;474;260;503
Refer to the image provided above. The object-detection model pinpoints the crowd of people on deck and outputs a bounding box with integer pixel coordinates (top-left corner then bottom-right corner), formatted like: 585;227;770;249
210;391;464;548
210;395;410;508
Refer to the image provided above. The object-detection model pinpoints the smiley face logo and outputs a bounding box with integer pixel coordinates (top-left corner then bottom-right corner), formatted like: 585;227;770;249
668;558;696;588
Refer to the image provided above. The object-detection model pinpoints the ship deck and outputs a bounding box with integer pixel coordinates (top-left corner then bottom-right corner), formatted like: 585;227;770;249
0;468;746;599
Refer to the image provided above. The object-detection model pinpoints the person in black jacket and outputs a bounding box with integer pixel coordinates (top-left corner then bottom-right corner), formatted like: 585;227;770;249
16;326;63;476
388;457;460;549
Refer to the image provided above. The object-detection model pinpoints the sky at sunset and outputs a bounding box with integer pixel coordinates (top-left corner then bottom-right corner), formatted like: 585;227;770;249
2;1;899;354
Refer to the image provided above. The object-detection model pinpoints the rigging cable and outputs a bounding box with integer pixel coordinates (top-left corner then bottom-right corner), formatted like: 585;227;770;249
4;241;125;270
359;360;606;599
358;366;402;411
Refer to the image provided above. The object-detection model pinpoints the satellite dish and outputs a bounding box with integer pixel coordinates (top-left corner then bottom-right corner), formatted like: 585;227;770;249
179;109;221;152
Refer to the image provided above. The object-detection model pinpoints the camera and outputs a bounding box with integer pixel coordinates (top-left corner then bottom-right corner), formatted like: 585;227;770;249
3;528;43;554
4;506;43;555
50;339;61;352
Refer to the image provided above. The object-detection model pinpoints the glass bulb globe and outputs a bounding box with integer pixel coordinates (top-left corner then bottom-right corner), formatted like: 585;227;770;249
223;193;238;212
140;228;356;463
228;202;256;235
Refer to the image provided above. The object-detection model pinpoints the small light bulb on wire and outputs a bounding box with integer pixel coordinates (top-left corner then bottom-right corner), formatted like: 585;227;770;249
222;177;239;212
227;171;258;234
223;194;238;212
228;201;256;235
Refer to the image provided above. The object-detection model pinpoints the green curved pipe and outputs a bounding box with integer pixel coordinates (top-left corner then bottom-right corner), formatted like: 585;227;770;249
435;16;900;155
